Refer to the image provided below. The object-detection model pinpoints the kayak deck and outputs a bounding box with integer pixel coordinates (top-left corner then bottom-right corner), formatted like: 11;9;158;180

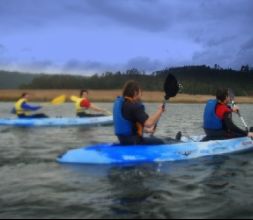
57;137;253;165
0;116;113;127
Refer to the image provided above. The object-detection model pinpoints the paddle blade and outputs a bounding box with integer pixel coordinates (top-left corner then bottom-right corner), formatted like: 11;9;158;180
51;95;66;105
164;74;180;100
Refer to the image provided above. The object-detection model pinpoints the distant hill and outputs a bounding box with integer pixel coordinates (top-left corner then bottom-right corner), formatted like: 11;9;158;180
0;70;37;89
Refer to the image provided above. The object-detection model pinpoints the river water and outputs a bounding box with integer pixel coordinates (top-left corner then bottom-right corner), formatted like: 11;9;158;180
0;103;252;219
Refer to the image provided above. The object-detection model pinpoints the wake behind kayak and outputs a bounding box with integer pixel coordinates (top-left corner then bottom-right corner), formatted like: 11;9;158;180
57;137;253;165
0;116;113;127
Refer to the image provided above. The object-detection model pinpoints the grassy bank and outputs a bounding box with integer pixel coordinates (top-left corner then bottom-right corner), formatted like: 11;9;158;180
0;90;253;104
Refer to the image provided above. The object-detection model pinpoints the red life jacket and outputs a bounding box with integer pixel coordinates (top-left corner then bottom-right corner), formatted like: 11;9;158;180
215;103;232;120
80;98;91;108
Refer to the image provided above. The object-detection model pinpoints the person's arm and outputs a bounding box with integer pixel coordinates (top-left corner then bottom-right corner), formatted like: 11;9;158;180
223;112;248;136
90;104;106;113
129;103;164;134
22;103;42;112
144;105;164;128
80;99;105;113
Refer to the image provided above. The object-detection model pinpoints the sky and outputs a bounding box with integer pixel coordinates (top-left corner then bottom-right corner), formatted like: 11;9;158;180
0;0;252;75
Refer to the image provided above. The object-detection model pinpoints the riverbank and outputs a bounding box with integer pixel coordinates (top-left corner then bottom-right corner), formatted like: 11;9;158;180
0;90;252;104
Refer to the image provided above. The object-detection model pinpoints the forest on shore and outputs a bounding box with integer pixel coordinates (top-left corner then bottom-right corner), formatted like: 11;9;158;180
1;65;253;96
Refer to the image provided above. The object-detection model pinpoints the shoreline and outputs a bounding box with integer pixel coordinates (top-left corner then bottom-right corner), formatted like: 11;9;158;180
0;89;253;104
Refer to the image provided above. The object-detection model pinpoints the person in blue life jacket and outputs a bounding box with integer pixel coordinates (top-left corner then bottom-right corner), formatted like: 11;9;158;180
113;81;180;146
203;88;253;141
12;93;49;119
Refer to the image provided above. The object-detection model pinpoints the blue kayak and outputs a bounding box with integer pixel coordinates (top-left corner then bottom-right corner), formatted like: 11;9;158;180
0;116;113;127
57;137;253;165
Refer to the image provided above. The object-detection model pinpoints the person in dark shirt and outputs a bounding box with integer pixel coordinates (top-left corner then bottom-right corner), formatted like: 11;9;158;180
203;88;253;141
113;81;167;145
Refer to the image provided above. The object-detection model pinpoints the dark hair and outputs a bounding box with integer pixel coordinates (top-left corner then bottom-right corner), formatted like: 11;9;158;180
123;81;141;98
216;88;229;102
21;93;28;98
80;90;89;97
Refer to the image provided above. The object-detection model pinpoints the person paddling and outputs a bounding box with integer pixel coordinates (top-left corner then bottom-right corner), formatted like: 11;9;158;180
113;81;168;145
13;93;48;119
74;90;107;118
203;88;253;140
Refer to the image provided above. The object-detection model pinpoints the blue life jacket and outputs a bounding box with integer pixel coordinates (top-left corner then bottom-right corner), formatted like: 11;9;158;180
203;99;223;130
113;97;133;136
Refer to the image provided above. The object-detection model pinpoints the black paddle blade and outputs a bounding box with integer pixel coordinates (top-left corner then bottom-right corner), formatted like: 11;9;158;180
164;74;179;100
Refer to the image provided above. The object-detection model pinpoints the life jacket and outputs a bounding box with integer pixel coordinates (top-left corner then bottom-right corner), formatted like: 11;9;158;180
216;103;232;120
113;96;144;137
75;98;90;114
15;98;29;116
203;99;223;130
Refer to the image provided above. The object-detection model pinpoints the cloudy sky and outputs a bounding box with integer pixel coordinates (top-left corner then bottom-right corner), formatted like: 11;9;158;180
0;0;252;74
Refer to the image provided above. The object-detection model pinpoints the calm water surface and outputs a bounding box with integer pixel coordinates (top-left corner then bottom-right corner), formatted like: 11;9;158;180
0;103;252;219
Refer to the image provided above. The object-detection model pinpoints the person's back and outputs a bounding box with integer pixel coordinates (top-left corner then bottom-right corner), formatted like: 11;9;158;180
113;81;166;145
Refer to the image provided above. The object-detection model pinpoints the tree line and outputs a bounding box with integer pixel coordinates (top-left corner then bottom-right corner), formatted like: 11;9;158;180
19;65;253;96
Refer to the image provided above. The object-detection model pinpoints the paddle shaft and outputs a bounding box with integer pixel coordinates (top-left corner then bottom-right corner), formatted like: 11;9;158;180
231;100;249;132
152;99;168;134
236;110;249;132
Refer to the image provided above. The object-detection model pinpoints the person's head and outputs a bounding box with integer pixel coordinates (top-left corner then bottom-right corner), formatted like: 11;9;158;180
216;88;229;104
123;81;142;101
21;93;29;100
80;90;89;98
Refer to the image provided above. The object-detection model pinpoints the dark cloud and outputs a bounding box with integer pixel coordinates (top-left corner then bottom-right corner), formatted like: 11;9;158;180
0;58;56;73
0;0;252;34
206;36;237;48
65;0;172;32
63;59;117;74
125;57;164;72
0;0;253;73
241;38;253;51
26;60;54;70
63;57;166;74
192;49;234;68
234;49;253;68
233;39;253;68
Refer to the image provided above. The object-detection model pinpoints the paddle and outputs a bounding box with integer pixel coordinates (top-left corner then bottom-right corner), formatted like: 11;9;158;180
228;89;249;132
70;95;112;116
153;74;180;133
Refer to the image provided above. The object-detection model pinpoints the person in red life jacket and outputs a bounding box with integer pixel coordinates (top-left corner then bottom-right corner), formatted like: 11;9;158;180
113;81;175;145
75;90;107;118
13;93;48;119
203;88;253;141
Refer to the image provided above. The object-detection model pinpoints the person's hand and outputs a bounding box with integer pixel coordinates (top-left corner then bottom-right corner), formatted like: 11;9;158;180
145;126;156;134
248;132;253;138
232;105;240;113
158;104;165;114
